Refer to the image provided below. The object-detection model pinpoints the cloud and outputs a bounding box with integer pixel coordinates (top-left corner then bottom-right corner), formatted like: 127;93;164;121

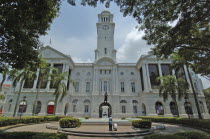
198;75;210;89
117;28;153;63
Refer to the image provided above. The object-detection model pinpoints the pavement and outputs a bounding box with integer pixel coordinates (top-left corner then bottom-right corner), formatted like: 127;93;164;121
0;119;208;139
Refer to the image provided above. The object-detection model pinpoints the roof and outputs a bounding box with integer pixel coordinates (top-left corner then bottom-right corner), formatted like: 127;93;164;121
2;84;10;87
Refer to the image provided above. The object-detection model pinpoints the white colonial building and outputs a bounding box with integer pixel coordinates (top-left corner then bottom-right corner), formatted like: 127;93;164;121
3;10;209;118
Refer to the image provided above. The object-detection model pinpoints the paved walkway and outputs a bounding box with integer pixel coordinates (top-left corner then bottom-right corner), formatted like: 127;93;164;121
0;122;207;139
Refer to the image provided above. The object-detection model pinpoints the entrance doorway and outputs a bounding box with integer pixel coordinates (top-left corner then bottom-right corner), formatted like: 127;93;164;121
99;102;112;118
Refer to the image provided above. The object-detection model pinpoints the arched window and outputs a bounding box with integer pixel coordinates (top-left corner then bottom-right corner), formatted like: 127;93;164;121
8;99;13;112
199;101;205;114
132;100;138;114
47;101;55;114
120;100;127;113
184;102;193;115
18;101;27;113
155;102;164;115
35;101;42;114
72;99;78;112
84;100;90;113
170;102;179;116
142;103;146;116
104;48;107;54
64;103;69;115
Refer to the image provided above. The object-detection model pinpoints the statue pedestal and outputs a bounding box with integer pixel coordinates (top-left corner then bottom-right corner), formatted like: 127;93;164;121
102;106;109;118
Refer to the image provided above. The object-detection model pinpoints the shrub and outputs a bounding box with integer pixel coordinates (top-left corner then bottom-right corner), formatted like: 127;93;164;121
174;131;210;139
132;120;152;128
84;117;89;119
121;117;126;120
0;132;67;139
137;116;210;130
143;134;186;139
0;116;72;127
59;117;81;128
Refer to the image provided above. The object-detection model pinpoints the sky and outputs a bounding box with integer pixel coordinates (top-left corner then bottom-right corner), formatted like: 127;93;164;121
1;1;210;89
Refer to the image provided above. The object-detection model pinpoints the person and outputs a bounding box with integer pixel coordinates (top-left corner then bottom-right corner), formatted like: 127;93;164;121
113;123;117;131
109;115;112;131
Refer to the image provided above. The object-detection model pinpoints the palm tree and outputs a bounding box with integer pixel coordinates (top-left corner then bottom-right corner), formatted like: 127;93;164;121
51;69;70;115
32;62;51;116
172;53;203;119
12;67;37;117
0;65;9;91
158;75;189;117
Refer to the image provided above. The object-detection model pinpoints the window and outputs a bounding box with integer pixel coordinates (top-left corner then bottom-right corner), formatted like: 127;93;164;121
47;101;54;114
37;64;50;89
161;64;171;76
105;70;107;74
104;81;107;92
120;82;125;92
122;106;126;113
35;101;41;114
109;70;111;74
148;64;160;89
133;106;137;113
120;72;124;75
73;105;76;112
105;48;107;54
100;70;102;74
86;82;90;92
75;82;79;92
84;105;89;113
131;82;135;92
155;102;164;115
131;72;134;75
175;66;186;80
18;101;27;113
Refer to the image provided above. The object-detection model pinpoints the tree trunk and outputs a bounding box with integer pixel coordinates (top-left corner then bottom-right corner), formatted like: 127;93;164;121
186;64;202;119
53;97;58;116
0;75;6;91
174;98;180;117
13;81;23;117
32;80;42;116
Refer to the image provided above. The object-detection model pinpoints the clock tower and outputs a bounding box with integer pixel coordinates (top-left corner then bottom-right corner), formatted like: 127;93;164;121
95;10;116;62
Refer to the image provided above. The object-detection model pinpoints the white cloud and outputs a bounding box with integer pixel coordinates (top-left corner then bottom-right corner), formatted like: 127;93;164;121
117;28;153;63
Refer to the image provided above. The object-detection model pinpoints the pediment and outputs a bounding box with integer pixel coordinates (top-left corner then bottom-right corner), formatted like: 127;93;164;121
40;46;69;59
95;57;116;66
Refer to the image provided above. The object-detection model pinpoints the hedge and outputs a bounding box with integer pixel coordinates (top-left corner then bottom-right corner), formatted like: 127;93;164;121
136;116;210;130
143;131;210;139
132;120;152;128
59;117;81;128
0;132;67;139
0;116;71;127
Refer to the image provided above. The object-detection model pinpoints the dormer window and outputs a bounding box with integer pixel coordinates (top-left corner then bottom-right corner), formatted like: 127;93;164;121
105;48;107;54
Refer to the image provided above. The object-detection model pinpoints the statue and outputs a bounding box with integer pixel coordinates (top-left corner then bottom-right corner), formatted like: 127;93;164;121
104;92;108;103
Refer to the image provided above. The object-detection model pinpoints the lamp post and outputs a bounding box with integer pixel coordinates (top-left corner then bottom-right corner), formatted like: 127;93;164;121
19;96;26;118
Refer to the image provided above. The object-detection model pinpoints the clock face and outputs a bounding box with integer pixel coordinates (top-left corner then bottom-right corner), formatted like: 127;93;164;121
102;25;109;30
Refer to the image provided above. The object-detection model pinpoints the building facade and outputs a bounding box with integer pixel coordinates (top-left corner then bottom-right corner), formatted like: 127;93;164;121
3;11;209;118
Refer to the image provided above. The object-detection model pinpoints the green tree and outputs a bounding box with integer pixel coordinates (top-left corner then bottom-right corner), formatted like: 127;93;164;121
70;0;210;77
12;66;37;117
32;60;51;116
0;0;61;70
51;70;70;115
158;75;189;117
203;88;210;110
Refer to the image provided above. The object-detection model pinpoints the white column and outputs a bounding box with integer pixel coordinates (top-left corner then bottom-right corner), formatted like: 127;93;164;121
183;65;193;92
145;63;152;91
32;69;40;91
46;63;53;91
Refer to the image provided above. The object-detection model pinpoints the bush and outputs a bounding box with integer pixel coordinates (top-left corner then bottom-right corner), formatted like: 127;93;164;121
137;116;210;130
0;116;72;127
143;131;210;139
0;132;67;139
174;131;210;139
84;116;89;119
132;120;152;128
121;117;126;120
143;134;186;139
59;117;81;128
